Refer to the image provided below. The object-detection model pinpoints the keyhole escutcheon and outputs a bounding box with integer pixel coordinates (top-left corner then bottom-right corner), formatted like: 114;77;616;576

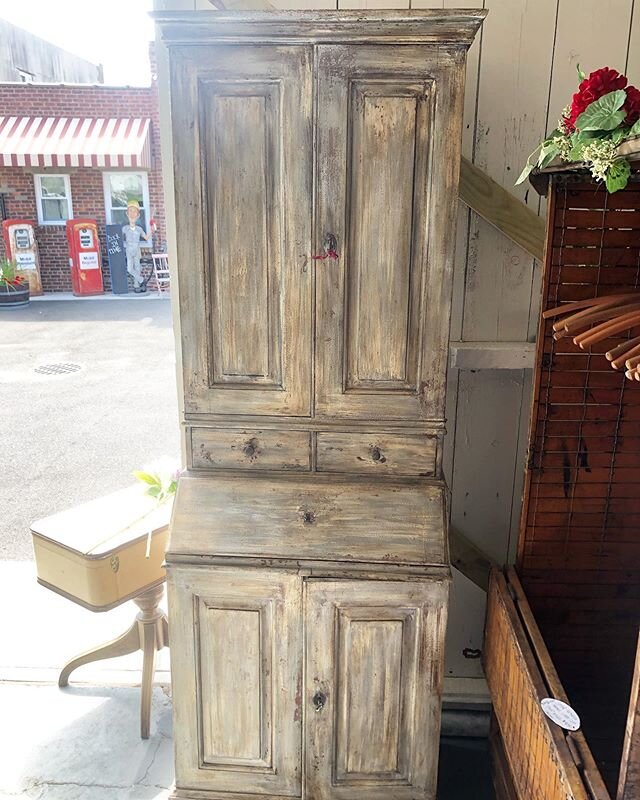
312;690;327;712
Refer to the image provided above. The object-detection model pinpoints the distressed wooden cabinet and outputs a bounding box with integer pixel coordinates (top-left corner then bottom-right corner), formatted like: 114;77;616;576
156;9;484;800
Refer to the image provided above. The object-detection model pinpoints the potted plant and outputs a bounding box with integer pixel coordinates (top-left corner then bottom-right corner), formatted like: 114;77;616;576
0;259;30;307
518;66;640;193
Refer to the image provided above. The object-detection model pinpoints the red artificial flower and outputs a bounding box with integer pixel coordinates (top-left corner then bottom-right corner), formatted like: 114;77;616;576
624;84;640;125
564;67;628;132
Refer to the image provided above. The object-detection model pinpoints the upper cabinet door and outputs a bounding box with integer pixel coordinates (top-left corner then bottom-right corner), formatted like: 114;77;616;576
171;46;313;417
315;46;466;421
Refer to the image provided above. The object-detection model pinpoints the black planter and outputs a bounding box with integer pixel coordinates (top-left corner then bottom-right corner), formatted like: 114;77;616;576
0;283;30;307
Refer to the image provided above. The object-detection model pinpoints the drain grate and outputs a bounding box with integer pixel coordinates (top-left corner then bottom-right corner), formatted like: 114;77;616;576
34;363;82;376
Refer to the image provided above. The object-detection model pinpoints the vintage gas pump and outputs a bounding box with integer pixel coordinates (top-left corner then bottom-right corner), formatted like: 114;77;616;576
66;218;104;296
2;219;43;295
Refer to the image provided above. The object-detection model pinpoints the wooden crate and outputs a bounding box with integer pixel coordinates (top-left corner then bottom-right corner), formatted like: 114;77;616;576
515;174;640;794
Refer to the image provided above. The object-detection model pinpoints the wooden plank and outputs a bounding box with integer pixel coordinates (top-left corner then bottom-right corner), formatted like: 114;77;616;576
459;157;546;262
617;631;640;800
449;525;493;592
462;0;555;344
450;340;535;370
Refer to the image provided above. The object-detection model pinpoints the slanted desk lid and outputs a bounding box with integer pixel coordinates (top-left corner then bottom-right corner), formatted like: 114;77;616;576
31;484;173;558
169;473;448;568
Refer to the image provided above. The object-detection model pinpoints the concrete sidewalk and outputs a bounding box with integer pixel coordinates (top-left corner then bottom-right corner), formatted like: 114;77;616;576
0;562;173;799
0;561;495;799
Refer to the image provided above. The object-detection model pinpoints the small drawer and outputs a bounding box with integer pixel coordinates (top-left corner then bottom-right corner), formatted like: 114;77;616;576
316;432;436;477
191;428;311;471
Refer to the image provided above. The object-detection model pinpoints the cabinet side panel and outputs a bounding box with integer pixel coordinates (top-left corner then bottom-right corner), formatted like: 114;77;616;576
197;604;265;764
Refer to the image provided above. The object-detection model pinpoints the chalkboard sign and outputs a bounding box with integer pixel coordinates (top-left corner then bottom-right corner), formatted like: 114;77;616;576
105;224;128;294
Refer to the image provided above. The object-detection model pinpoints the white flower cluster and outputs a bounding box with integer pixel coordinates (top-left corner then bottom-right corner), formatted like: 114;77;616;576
553;134;574;161
581;138;619;181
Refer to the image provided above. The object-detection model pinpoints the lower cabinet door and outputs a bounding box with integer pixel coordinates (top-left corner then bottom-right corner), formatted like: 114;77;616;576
168;566;302;797
305;579;449;800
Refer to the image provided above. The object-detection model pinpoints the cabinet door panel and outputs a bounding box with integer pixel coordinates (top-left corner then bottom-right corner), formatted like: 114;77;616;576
171;45;312;416
305;579;449;800
315;46;466;421
168;567;302;796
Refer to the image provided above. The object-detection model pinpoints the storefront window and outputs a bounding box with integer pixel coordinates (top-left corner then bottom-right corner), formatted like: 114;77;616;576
34;174;73;225
103;172;150;230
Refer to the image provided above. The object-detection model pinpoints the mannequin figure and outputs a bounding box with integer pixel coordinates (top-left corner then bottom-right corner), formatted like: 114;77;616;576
123;200;150;293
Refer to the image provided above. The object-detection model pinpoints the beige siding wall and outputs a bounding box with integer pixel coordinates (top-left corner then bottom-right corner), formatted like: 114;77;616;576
155;0;640;685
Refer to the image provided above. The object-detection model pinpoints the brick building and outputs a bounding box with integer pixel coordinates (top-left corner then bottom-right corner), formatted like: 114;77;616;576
0;59;165;293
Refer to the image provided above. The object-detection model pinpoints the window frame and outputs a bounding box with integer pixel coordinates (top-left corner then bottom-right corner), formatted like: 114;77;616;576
102;171;151;233
34;173;73;226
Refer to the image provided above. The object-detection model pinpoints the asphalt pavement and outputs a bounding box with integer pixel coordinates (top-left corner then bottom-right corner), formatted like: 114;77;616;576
0;297;180;560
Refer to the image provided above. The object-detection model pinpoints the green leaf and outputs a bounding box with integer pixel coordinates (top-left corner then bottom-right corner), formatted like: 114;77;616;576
576;90;627;132
515;162;534;185
132;470;159;486
605;159;631;193
611;126;632;144
538;143;560;170
567;143;584;162
629;118;640;137
573;129;599;144
147;485;162;498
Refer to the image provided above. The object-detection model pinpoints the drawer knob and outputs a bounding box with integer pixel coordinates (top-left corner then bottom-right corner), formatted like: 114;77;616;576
301;509;316;525
371;446;386;464
312;691;327;712
242;438;260;460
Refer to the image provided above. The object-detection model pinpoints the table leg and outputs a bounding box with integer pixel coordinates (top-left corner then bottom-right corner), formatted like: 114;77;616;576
58;621;140;688
58;582;169;739
134;584;169;740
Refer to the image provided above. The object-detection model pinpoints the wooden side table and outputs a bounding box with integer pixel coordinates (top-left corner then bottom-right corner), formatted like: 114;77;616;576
31;485;173;738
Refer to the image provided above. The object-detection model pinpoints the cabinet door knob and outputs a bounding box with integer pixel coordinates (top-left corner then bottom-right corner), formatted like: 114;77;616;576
371;446;386;464
312;691;327;712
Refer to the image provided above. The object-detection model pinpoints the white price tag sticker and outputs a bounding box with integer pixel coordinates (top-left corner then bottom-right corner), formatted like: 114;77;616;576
541;698;580;731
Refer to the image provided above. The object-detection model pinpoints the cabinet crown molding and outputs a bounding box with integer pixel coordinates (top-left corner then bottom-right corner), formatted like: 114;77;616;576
153;9;487;46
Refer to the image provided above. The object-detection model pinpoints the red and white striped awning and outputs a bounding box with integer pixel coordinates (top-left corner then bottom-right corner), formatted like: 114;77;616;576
0;117;152;168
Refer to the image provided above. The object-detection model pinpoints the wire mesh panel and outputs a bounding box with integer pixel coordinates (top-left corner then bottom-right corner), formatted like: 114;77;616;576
518;176;640;790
